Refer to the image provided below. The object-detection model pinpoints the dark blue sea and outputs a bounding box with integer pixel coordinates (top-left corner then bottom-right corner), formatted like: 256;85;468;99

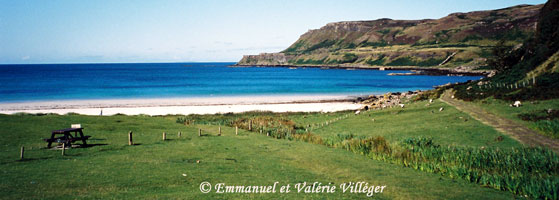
0;62;482;102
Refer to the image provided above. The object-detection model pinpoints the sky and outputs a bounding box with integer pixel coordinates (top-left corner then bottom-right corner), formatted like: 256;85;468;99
0;0;548;64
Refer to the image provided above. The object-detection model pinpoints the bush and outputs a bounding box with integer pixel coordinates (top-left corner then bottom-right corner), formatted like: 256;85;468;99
414;88;445;101
518;109;559;121
486;39;523;73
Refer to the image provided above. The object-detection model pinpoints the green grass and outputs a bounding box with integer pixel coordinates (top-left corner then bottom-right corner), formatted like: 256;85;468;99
535;120;559;138
171;99;557;198
471;97;559;138
0;109;519;199
385;57;446;67
292;100;520;148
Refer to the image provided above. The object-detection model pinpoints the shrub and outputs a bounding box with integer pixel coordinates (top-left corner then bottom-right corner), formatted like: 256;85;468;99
518;109;559;121
414;88;445;101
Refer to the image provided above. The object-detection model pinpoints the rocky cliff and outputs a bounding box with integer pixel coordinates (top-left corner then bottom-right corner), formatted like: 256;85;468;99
237;4;543;70
238;53;294;66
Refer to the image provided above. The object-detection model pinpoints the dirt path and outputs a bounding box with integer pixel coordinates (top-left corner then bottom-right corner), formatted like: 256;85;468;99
440;90;559;152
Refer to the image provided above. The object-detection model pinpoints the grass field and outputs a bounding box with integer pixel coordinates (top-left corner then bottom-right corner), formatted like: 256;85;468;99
0;100;543;199
471;98;559;138
288;100;520;148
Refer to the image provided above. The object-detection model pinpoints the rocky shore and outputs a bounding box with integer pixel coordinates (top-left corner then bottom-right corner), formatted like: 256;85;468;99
355;91;423;110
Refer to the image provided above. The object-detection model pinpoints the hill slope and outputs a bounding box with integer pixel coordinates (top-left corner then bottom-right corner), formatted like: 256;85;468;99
237;4;542;71
452;0;559;101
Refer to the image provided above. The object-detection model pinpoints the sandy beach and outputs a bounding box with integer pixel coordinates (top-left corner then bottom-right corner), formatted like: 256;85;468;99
0;94;363;115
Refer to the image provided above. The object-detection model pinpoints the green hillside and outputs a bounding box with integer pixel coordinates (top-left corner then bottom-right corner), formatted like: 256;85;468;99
447;0;559;144
453;0;559;101
237;4;543;70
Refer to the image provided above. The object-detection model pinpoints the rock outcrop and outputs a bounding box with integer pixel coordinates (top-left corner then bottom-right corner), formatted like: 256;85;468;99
238;53;294;66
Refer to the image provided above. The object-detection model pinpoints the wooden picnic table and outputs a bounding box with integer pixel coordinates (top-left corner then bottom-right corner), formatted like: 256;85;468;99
44;128;90;148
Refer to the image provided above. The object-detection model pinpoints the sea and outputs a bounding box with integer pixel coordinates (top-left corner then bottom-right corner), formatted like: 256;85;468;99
0;62;482;102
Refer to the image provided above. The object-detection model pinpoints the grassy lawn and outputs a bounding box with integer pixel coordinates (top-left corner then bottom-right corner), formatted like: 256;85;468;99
0;112;517;199
289;99;520;148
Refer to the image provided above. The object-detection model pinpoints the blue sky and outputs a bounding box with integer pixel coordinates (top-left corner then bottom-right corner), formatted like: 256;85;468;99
0;0;547;64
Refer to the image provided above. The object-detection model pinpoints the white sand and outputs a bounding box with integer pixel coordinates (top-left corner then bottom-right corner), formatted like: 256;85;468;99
0;95;363;116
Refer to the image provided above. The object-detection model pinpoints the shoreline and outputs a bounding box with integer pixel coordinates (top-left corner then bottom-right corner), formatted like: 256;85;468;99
231;64;490;76
0;95;363;116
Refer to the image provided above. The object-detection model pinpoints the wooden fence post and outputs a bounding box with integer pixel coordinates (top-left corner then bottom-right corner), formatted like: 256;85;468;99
163;132;166;141
218;127;221;136
178;131;181;138
199;128;202;137
235;126;238;135
20;146;24;160
128;131;133;145
533;77;536;85
249;120;252;131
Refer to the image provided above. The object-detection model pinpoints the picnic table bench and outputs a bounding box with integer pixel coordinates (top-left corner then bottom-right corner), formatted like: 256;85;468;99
44;128;90;148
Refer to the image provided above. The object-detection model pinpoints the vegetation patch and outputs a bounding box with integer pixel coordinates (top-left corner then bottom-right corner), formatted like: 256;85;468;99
175;102;558;199
283;40;306;53
292;58;327;65
358;40;389;48
386;57;445;66
376;29;391;35
518;109;559;122
341;53;358;63
535;119;559;138
365;55;386;65
302;40;336;54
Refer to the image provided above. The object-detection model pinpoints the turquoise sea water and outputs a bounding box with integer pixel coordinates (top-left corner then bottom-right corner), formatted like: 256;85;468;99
0;62;482;102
